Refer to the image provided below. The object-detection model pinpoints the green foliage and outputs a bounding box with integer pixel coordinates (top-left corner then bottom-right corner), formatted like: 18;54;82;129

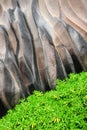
0;72;87;130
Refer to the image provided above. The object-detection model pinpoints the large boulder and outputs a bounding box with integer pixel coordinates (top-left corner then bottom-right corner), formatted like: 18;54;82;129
0;0;87;111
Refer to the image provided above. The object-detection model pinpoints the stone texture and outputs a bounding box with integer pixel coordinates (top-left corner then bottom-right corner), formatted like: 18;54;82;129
0;0;87;110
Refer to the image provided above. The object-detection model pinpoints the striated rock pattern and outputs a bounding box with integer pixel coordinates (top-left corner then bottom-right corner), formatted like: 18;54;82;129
0;0;87;110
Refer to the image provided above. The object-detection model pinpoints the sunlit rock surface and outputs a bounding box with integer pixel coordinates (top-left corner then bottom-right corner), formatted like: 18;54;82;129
0;0;87;110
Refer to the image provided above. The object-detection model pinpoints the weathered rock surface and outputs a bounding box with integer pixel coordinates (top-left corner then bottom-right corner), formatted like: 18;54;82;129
0;0;87;112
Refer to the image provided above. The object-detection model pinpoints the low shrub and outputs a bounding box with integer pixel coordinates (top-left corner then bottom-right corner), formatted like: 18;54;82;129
0;72;87;130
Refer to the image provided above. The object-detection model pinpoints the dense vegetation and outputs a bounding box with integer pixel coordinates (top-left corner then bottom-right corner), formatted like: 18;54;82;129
0;72;87;130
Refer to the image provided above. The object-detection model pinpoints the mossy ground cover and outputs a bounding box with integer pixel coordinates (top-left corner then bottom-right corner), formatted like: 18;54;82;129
0;72;87;130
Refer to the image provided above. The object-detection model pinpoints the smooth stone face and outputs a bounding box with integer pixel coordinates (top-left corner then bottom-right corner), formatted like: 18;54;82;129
67;25;87;71
32;0;57;89
0;10;18;56
57;45;76;74
0;0;17;11
14;7;35;88
44;0;60;18
0;26;29;108
14;7;34;72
